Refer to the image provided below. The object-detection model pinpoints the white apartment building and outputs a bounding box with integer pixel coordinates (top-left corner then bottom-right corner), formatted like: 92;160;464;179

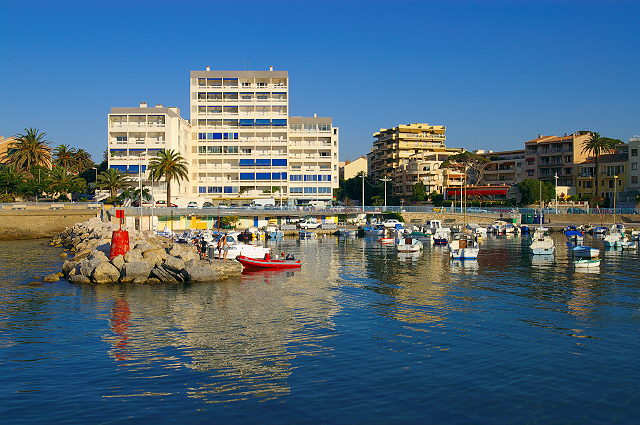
108;67;339;205
288;116;339;200
107;103;191;200
189;67;338;204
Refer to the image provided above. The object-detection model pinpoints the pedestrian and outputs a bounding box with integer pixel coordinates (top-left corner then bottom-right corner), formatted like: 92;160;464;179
200;238;208;260
221;233;229;260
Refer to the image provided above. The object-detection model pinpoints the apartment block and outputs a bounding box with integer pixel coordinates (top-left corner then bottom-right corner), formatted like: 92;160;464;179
288;116;339;200
478;149;525;186
367;123;460;199
627;137;640;200
576;149;628;202
107;66;339;205
523;132;591;187
108;103;191;199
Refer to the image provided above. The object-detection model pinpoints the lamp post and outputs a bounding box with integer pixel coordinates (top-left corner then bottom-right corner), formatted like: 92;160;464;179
361;171;366;213
381;177;392;211
554;172;558;214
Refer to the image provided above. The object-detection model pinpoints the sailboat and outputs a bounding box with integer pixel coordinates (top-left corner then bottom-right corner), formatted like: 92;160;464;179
448;164;480;260
529;183;555;255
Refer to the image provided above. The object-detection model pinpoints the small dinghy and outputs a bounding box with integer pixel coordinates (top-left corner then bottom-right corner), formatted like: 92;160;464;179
574;259;601;268
237;255;301;269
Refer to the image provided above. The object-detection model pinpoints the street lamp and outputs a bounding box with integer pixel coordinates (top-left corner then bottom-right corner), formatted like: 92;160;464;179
361;171;366;213
554;172;558;214
381;177;392;211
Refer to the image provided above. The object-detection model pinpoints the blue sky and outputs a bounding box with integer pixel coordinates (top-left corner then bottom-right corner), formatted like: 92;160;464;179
1;0;639;162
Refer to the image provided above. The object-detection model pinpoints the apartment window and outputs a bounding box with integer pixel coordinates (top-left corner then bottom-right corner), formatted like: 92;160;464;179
633;176;638;184
527;170;534;177
632;149;638;157
632;162;638;170
608;180;615;188
318;187;332;193
564;155;571;163
116;136;127;142
198;146;206;154
290;187;303;193
198;186;206;194
207;146;222;154
304;187;318;193
224;146;238;154
585;181;592;188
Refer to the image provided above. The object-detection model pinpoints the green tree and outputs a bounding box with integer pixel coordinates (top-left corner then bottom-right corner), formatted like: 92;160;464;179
516;179;555;206
4;128;52;170
117;186;152;206
336;172;385;206
148;149;189;206
48;167;87;200
53;144;77;169
581;132;623;197
95;168;133;200
411;181;427;202
441;151;490;185
72;149;94;173
0;164;26;194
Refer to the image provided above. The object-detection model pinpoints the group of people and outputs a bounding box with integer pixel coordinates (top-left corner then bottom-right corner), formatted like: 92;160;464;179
191;233;230;260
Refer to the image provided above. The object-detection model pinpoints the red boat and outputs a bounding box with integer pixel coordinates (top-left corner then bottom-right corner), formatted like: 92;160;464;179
237;255;302;269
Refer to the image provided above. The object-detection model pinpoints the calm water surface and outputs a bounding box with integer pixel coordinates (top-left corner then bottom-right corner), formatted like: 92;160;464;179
1;235;639;424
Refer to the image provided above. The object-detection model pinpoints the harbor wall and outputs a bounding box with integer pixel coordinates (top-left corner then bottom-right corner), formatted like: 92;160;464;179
0;210;100;241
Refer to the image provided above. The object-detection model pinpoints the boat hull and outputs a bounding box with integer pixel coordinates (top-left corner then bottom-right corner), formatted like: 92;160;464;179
237;255;301;269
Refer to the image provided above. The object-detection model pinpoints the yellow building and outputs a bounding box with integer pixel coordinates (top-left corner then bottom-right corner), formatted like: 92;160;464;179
0;136;15;163
367;123;461;199
576;152;628;202
339;156;368;180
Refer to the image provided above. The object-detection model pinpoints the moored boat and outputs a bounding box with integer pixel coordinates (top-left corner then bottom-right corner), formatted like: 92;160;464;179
448;233;479;260
572;245;599;258
396;237;423;253
378;237;395;245
237;255;301;269
574;258;601;268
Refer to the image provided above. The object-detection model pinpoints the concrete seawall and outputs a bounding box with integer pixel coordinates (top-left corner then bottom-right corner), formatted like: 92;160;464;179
0;210;100;240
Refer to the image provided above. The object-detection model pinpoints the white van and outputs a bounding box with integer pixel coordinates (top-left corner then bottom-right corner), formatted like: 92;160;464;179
309;200;327;209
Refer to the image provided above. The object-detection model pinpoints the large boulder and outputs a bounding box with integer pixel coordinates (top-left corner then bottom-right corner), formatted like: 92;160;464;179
62;259;80;276
111;254;125;271
124;249;144;263
70;274;91;284
121;261;153;283
79;257;104;277
183;259;242;282
151;266;180;283
92;262;120;284
163;255;185;273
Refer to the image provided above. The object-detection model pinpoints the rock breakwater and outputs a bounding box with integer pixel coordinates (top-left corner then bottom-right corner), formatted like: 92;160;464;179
50;217;242;284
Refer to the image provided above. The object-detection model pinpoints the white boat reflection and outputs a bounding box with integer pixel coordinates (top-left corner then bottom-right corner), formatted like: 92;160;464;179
531;254;555;266
398;251;421;262
574;267;601;274
450;259;479;273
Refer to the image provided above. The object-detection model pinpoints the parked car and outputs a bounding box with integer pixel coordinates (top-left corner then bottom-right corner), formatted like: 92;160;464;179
187;201;199;208
382;219;404;228
432;207;448;212
202;202;214;208
155;200;178;207
298;219;321;229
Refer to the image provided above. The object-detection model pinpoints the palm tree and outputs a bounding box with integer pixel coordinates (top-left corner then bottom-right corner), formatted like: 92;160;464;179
72;149;94;173
95;168;133;200
0;164;26;194
48;167;87;201
581;132;621;199
147;149;189;205
53;145;77;170
5;128;52;170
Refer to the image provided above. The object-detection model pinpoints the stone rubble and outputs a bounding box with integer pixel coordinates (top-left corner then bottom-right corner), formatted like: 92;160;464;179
51;217;242;284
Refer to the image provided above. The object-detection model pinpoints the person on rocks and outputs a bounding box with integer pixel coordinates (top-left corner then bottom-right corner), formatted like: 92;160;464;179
220;233;230;260
199;238;208;260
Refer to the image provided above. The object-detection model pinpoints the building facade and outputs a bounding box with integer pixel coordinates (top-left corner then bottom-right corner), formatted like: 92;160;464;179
367;123;462;200
576;151;628;203
107;103;191;200
339;156;367;180
523;132;591;188
108;67;339;205
478;149;525;186
626;137;640;201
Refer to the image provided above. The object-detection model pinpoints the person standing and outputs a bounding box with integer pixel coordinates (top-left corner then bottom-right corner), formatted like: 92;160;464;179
221;233;229;260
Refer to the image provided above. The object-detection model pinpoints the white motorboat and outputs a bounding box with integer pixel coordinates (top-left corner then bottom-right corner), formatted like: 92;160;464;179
572;246;599;258
208;233;270;260
466;223;487;238
620;240;637;250
396;237;423;253
603;225;627;248
574;259;601;268
530;229;555;255
448;233;479;260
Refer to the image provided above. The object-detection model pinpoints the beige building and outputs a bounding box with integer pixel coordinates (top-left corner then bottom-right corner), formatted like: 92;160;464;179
368;123;461;199
524;132;591;187
107;103;191;200
478;149;525;186
626;137;640;201
576;149;628;203
339;156;368;180
0;137;15;163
